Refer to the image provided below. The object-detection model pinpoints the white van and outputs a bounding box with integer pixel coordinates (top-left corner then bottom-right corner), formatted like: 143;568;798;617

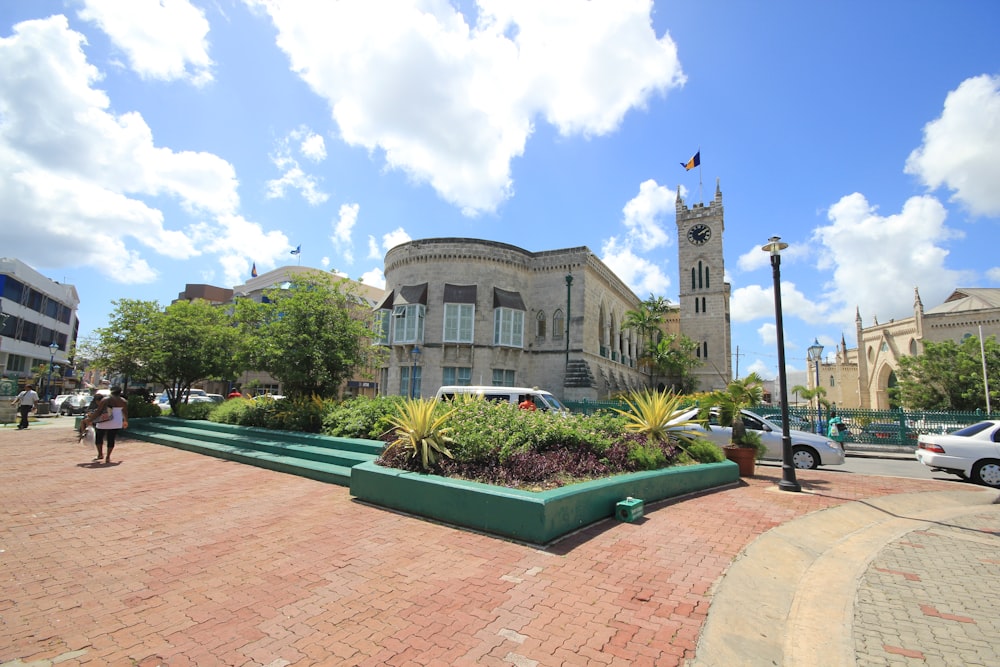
435;386;569;414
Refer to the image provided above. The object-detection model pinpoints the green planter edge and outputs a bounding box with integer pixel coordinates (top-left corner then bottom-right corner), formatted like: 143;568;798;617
350;459;739;545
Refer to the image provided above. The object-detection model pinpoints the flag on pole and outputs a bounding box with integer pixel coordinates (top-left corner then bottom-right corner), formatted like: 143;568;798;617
290;245;301;256
251;262;258;278
681;151;700;171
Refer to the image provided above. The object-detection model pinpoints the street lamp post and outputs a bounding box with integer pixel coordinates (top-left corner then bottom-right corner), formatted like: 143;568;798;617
807;338;824;434
409;345;421;399
47;342;58;401
565;274;573;370
762;237;800;493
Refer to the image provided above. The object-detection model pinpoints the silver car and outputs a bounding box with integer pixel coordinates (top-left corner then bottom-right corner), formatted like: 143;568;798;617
673;407;846;469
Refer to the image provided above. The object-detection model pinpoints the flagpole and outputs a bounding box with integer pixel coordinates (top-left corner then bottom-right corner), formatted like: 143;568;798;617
698;146;703;203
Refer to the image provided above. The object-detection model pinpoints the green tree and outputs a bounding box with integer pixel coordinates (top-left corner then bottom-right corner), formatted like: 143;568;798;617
651;333;701;393
233;271;385;398
790;384;829;423
891;336;999;410
93;299;243;413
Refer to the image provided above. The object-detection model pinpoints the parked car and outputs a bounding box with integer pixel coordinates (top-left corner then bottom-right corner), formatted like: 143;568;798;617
51;394;73;413
435;385;569;414
861;422;917;443
157;389;208;412
760;412;812;432
670;408;846;469
914;420;1000;488
59;394;93;416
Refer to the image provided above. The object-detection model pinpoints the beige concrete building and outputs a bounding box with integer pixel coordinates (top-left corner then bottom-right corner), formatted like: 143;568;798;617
809;287;1000;410
375;239;652;402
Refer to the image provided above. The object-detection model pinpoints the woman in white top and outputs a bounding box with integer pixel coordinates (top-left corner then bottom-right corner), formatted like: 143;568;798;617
92;386;129;464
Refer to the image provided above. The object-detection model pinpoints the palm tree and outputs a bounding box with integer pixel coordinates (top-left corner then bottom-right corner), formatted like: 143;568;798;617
791;384;830;431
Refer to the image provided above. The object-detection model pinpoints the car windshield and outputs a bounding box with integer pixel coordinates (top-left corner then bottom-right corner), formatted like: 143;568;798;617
950;421;994;437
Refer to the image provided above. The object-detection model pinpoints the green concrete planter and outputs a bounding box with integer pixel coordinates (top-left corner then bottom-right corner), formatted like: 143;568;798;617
350;459;739;545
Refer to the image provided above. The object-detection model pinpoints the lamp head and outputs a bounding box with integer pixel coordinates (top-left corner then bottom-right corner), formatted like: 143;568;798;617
807;338;824;362
761;236;789;256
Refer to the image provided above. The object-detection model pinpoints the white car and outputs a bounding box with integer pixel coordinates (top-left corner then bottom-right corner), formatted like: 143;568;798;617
914;420;1000;488
672;407;846;469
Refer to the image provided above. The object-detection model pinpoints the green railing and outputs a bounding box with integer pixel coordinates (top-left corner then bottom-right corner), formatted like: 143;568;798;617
563;400;993;449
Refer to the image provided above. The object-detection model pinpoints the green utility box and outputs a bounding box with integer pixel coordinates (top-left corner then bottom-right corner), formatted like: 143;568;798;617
615;497;644;522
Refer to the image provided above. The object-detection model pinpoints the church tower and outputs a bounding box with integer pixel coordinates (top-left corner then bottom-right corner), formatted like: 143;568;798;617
676;179;732;391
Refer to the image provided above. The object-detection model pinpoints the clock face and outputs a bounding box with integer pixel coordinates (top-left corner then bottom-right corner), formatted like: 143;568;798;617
687;223;712;245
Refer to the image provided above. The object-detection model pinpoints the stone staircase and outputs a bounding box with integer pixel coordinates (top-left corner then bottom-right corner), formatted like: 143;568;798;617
125;417;385;486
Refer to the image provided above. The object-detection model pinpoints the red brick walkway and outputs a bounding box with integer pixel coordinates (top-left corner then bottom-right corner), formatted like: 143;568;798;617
0;424;956;666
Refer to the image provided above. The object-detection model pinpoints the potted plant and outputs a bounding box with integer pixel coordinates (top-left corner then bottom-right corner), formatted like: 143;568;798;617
702;373;766;476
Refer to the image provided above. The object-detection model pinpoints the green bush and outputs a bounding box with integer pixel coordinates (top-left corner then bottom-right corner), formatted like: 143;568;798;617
176;400;217;420
127;395;161;418
681;440;726;464
322;396;403;439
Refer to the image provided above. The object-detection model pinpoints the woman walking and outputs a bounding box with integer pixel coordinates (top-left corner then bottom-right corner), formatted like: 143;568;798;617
92;386;129;464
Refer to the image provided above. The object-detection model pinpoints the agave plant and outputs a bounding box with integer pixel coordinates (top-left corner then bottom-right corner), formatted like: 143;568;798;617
613;389;705;450
385;398;457;470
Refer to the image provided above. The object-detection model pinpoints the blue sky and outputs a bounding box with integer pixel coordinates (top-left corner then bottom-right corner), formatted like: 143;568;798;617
2;0;998;382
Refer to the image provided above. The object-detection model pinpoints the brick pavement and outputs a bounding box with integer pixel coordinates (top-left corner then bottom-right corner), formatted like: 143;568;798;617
855;512;1000;667
0;421;979;666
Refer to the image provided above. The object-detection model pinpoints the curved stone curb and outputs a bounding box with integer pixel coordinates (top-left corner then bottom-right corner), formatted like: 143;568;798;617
691;488;1000;667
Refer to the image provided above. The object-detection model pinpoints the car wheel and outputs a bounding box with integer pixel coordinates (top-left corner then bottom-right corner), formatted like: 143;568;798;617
792;446;819;470
971;460;1000;488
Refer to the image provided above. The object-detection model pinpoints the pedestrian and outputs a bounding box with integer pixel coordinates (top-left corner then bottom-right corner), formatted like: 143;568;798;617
227;386;243;400
518;396;536;411
828;410;847;443
91;386;129;464
10;384;40;430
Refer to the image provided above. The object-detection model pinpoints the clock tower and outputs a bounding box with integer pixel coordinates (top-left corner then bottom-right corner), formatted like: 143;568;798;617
676;178;732;391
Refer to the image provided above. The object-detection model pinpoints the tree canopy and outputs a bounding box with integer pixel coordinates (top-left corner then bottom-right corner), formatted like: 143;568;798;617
891;335;999;410
92;298;242;412
232;271;385;398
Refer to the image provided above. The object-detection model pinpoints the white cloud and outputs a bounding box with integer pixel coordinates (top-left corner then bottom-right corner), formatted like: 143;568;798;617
596;178;673;298
621;179;672;252
730;282;824;325
381;227;412;253
744;358;775;382
0;16;245;284
600;236;670;298
78;0;213;85
812;192;969;324
331;203;360;264
249;0;684;214
300;132;327;161
266;127;329;205
367;235;382;260
736;239;810;273
360;267;386;289
988;267;1000;282
905;74;1000;217
757;322;776;347
192;213;291;286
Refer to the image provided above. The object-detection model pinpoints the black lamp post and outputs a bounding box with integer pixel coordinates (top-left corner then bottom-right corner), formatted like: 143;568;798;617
46;342;58;401
762;237;800;493
565;274;573;369
807;338;824;434
409;345;421;399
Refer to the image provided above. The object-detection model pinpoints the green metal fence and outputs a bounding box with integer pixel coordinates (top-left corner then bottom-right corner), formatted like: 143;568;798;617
563;399;994;450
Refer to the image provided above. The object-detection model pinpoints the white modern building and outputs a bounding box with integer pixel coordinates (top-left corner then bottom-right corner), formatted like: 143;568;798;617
0;257;80;398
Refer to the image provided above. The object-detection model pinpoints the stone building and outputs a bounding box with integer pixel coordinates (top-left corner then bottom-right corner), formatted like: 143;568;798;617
375;238;651;401
675;180;732;392
809;287;1000;409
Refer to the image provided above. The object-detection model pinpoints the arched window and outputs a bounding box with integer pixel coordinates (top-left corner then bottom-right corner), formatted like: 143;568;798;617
552;309;564;339
535;311;546;339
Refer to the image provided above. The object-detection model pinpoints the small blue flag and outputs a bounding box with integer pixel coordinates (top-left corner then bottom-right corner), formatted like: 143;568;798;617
251;262;258;278
290;245;301;255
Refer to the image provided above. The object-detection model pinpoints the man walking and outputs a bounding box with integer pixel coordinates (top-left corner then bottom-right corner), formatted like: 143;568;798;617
11;384;40;430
